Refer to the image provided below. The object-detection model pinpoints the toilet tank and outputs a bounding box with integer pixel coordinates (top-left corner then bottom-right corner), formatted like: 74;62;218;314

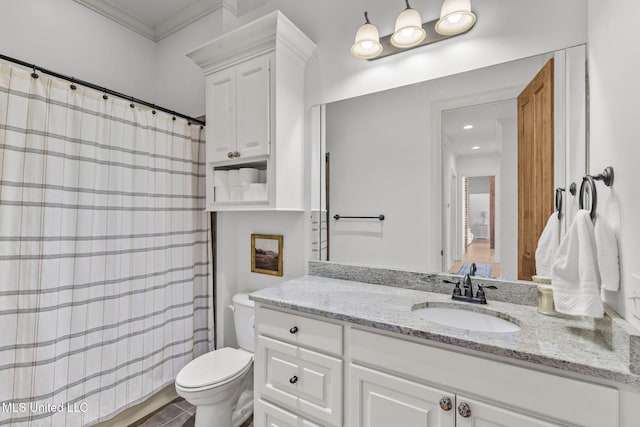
232;293;255;352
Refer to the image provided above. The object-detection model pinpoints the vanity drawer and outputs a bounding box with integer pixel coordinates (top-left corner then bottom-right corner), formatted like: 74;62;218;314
255;334;342;427
255;399;322;427
256;306;342;356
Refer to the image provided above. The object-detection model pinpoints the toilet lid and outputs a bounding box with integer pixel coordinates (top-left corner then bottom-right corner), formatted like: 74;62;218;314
176;348;252;389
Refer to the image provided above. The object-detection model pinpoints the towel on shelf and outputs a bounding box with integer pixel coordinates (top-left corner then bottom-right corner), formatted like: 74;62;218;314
552;210;604;317
594;214;620;292
535;212;561;278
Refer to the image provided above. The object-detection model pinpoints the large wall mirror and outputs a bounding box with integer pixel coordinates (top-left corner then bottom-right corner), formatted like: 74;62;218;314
311;45;587;283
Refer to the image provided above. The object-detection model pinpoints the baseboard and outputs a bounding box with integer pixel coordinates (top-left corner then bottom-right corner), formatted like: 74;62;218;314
93;384;179;427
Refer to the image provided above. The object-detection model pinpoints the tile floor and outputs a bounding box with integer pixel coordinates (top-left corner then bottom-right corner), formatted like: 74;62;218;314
132;399;253;427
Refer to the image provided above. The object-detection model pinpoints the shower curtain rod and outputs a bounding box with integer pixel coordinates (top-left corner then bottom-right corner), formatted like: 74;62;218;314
0;53;206;126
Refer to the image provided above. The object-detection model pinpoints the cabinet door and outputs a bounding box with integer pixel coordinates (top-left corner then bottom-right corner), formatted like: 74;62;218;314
207;68;237;162
350;364;455;427
455;396;562;427
236;54;271;159
256;335;342;426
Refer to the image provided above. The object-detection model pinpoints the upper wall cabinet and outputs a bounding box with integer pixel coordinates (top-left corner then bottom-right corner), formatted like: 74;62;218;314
188;11;316;211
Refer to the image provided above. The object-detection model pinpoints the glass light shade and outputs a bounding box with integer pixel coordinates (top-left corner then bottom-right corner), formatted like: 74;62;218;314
351;22;383;59
391;7;426;48
435;0;477;35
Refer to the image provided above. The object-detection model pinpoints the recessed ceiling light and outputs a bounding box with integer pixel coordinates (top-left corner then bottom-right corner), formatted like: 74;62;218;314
463;124;473;130
472;146;480;150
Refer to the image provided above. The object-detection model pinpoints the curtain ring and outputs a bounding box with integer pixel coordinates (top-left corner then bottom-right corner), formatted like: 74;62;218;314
70;78;77;90
31;65;38;79
579;176;597;220
102;88;108;100
129;97;135;108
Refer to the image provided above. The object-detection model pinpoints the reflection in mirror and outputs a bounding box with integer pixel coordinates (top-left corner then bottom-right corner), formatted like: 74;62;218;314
311;45;586;283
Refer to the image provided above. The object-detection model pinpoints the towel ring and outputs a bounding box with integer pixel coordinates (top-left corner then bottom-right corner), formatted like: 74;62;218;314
579;176;597;220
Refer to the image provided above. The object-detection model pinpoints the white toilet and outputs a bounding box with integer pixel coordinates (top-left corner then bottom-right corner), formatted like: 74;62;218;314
175;293;255;427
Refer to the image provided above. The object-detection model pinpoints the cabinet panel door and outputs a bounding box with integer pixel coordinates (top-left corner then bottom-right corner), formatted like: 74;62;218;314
256;335;342;426
255;399;299;427
236;54;271;159
207;69;237;162
255;399;322;427
455;396;562;427
350;364;455;427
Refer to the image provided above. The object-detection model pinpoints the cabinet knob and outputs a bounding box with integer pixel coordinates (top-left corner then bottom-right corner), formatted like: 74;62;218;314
234;151;241;158
289;326;298;334
289;376;298;384
227;152;234;158
457;402;472;418
439;397;452;411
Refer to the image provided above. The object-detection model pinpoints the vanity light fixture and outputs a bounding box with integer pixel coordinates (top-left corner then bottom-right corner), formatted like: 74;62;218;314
463;124;474;129
391;0;427;48
351;12;384;59
351;0;477;60
435;0;477;36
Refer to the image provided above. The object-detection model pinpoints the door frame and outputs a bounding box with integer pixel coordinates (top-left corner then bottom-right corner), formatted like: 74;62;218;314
433;86;523;273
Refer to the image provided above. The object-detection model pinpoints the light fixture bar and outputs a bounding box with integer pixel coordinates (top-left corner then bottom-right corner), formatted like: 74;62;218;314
367;17;470;61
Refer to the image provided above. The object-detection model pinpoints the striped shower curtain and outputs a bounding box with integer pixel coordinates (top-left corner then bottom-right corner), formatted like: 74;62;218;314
0;62;211;426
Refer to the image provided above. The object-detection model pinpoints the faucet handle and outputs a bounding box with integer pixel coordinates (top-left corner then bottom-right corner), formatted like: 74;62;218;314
470;263;477;276
443;279;462;297
475;284;497;303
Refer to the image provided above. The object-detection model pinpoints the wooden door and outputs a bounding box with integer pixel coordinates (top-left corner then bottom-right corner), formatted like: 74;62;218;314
236;54;271;159
517;59;554;281
207;68;237;162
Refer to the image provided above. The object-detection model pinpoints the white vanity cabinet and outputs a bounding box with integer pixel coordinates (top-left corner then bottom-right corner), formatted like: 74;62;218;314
254;303;625;427
187;11;315;211
348;329;618;427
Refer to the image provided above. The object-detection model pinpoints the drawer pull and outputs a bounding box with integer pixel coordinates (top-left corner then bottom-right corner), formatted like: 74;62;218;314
289;326;298;334
439;397;452;411
289;376;298;384
457;402;472;418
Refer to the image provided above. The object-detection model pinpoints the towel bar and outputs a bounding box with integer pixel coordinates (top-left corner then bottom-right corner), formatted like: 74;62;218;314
333;214;385;221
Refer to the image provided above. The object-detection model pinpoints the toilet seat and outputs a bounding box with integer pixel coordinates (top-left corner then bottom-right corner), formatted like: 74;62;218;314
176;347;253;390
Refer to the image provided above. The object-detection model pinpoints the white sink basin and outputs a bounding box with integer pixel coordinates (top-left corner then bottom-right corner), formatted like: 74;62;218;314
413;305;520;333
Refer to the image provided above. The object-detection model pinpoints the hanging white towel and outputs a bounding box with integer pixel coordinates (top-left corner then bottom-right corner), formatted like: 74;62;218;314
552;210;604;317
535;212;561;278
594;214;620;292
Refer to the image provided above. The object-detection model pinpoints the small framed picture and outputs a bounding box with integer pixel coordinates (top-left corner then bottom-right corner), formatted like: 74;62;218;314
251;234;283;276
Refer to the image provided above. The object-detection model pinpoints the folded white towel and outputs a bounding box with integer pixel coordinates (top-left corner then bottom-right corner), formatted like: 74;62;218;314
535;212;561;278
594;214;620;292
552;210;604;318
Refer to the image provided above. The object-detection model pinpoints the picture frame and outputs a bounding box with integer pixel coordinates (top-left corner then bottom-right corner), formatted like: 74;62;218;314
251;234;283;276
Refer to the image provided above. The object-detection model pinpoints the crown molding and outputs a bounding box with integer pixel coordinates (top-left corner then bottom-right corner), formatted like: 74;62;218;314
74;0;156;40
73;0;234;42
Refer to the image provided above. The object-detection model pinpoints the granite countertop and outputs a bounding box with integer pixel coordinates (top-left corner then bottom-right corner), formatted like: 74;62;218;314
250;275;640;386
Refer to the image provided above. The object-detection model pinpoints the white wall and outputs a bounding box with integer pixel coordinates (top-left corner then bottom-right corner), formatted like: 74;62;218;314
588;0;640;329
0;0;157;103
498;118;518;278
